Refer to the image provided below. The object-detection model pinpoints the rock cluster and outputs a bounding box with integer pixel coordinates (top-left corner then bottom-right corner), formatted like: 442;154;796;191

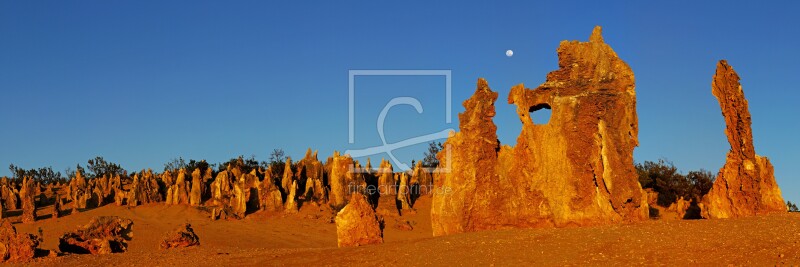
230;170;259;218
700;60;787;218
298;149;327;205
166;169;190;205
432;26;649;236
127;170;161;207
160;224;200;249
58;216;134;254
335;193;383;247
68;170;90;211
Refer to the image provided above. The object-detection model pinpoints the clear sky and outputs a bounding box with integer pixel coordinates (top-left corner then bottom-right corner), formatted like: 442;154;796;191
1;1;798;204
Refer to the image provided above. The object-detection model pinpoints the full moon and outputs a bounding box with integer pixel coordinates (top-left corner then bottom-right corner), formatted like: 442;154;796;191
506;50;513;57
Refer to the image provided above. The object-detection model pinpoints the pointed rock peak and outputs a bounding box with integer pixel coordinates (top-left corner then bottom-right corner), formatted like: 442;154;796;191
589;26;604;43
476;78;490;91
715;60;740;81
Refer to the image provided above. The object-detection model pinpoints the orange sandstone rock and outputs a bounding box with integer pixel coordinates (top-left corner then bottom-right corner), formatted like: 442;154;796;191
298;149;327;204
335;193;383;247
700;60;786;218
58;216;133;255
160;224;200;249
377;159;396;196
0;220;40;262
20;177;36;224
189;168;203;206
329;152;359;210
432;26;649;236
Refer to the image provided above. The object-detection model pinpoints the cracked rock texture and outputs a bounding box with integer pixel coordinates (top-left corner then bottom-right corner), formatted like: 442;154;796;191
700;60;786;219
432;26;649;236
335;193;383;247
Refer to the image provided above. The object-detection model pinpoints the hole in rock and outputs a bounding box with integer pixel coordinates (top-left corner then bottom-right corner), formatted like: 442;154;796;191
529;104;552;125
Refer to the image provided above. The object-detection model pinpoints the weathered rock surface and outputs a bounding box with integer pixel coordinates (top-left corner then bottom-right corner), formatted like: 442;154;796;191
0;220;41;263
52;197;62;219
298;149;327;204
137;170;162;204
281;157;294;196
166;169;190;205
259;172;284;212
71;170;88;211
210;168;233;206
411;161;433;192
114;188;125;206
396;173;411;210
377;159;396;196
127;171;164;207
160;224;200;249
329;152;356;210
284;180;299;213
189;168;203;206
700;60;786;218
58;216;133;254
335;193;383;247
19;177;36;224
223;170;258;218
431;78;502;236
432;26;648;236
0;180;18;210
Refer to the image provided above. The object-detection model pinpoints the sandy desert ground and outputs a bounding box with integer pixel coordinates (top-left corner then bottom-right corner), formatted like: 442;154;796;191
1;194;796;266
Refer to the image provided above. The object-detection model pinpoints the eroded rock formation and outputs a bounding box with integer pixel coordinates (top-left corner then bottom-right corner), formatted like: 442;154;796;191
210;168;233;206
70;170;88;212
189;168;203;206
431;78;502;236
432;26;648;236
377;159;395;196
281;157;294;196
166;169;190;205
284;180;299;213
160;224;200;249
259;172;283;212
329;152;355;210
700;60;786;218
396;173;411;210
52;197;62;219
128;174;142;207
19;177;36;224
411;161;432;191
335;193;383;247
0;179;18;210
298;149;327;204
230;180;248;218
59;216;133;254
0;220;41;263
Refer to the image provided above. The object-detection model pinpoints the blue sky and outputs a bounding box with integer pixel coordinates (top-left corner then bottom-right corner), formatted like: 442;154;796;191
1;1;798;204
